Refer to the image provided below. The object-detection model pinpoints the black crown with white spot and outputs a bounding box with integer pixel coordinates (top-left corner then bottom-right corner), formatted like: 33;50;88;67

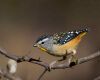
36;34;51;43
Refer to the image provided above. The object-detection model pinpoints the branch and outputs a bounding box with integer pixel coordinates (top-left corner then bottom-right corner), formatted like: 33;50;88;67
0;47;99;80
51;51;100;69
37;69;47;80
0;68;22;80
0;47;50;69
37;51;100;80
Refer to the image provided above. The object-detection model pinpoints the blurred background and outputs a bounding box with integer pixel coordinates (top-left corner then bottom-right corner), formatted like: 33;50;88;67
0;0;99;80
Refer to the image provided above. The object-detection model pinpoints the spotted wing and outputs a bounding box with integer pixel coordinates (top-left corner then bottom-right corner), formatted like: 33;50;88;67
53;29;88;45
53;32;67;44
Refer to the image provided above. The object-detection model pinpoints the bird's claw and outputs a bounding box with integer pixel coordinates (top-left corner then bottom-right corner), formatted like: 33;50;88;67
69;59;78;67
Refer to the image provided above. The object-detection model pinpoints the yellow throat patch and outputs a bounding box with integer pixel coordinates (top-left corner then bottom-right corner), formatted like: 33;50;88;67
39;46;47;52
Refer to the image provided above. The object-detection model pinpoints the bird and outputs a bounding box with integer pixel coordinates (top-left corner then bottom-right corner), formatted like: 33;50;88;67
33;28;88;65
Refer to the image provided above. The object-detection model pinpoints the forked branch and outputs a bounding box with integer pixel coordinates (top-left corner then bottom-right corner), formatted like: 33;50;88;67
0;47;99;80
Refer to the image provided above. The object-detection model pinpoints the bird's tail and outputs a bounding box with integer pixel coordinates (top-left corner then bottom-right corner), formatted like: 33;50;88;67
78;28;88;38
81;28;88;32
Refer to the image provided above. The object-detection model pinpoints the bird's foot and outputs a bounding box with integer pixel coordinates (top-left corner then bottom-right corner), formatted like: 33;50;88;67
69;56;78;67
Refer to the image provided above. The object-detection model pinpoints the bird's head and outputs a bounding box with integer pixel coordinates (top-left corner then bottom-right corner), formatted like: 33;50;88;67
33;35;54;52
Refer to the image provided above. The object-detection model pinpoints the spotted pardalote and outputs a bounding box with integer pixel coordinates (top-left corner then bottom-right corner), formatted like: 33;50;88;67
33;28;88;61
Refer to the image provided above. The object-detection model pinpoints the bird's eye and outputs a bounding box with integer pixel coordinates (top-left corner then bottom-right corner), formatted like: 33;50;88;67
41;42;44;44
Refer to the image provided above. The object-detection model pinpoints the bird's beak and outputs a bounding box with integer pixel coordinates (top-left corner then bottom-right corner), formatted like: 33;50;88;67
33;44;37;47
33;43;47;52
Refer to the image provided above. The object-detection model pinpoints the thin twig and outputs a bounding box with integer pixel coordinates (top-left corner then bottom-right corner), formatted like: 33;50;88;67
37;69;47;80
0;47;46;66
94;76;100;80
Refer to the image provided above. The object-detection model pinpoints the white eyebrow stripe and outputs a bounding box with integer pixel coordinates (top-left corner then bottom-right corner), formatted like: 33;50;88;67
38;38;49;44
42;38;49;42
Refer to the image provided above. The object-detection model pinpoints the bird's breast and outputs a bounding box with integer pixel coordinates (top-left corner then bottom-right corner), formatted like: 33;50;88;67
52;35;81;56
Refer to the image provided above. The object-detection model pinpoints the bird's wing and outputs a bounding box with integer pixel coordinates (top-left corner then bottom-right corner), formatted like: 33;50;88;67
53;32;67;44
53;31;76;45
53;29;88;45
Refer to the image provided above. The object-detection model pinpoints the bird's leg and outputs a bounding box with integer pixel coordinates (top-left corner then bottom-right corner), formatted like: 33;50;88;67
69;49;78;67
71;54;78;63
58;55;67;61
69;54;78;67
58;51;68;62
